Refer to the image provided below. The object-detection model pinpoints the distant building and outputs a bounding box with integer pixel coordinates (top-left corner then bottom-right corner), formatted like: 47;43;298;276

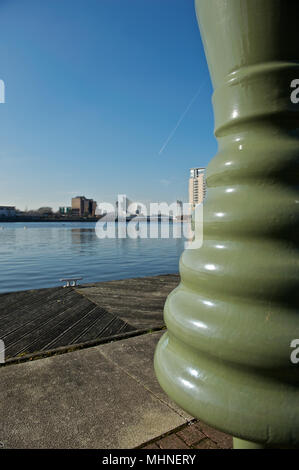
115;196;132;217
59;206;72;215
71;196;97;217
36;207;53;217
0;206;16;217
189;168;206;208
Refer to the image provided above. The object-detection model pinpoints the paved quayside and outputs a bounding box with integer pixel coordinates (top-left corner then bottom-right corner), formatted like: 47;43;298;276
0;331;232;448
0;274;232;449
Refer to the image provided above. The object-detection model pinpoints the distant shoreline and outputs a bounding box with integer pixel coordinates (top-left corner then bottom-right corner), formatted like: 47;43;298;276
0;217;102;223
0;215;189;223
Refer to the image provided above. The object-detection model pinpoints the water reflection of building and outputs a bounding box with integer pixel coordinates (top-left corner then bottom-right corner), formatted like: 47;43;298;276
71;196;97;217
71;228;96;245
176;200;183;218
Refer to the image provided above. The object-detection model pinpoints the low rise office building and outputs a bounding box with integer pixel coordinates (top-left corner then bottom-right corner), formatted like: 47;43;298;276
71;196;97;217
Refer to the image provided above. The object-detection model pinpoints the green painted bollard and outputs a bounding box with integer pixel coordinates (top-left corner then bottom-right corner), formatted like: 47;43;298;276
154;0;299;448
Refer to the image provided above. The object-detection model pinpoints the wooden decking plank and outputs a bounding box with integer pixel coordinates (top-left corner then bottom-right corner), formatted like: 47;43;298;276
0;289;79;337
0;287;67;318
5;299;95;357
0;274;179;359
0;288;73;326
4;296;90;348
39;306;110;350
96;317;134;339
45;308;132;349
71;313;134;345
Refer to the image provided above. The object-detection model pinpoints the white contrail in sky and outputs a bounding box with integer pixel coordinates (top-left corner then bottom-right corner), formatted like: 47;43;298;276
158;80;207;155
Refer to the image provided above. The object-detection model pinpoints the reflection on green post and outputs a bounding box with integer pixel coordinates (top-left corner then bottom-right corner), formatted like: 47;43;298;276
154;0;299;448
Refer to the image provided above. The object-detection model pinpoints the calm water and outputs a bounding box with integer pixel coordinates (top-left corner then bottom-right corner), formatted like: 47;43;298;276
0;222;187;293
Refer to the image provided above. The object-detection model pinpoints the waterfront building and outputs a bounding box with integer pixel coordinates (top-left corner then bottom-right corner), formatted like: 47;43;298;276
71;196;97;217
59;206;72;215
188;168;206;208
115;196;133;217
0;206;16;217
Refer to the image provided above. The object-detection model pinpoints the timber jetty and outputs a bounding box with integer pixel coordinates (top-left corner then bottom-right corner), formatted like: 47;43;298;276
0;274;179;363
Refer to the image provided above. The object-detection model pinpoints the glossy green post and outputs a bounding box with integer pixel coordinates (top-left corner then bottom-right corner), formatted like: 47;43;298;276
154;0;299;448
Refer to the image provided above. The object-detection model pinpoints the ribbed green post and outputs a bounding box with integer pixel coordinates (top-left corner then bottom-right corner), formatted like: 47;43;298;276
155;0;299;448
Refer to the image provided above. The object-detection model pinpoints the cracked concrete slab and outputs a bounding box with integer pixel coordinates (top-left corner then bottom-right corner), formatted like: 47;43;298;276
98;331;192;421
0;332;190;449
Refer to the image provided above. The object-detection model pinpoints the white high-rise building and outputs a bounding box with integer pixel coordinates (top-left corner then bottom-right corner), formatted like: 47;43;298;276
189;168;206;208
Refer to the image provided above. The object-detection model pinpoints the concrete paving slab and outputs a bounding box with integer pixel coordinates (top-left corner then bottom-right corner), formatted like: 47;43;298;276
99;331;192;421
0;334;187;449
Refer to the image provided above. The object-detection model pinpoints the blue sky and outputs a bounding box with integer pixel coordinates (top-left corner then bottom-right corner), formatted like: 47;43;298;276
0;0;216;210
